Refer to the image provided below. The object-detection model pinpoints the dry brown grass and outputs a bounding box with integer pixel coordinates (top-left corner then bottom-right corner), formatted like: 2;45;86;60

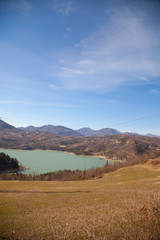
0;163;160;239
147;158;160;167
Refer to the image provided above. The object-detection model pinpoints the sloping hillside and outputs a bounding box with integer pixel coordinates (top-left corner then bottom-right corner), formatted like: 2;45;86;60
1;128;160;160
0;163;160;240
0;120;15;130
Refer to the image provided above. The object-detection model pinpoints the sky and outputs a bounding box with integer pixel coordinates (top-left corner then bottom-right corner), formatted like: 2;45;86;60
0;0;160;134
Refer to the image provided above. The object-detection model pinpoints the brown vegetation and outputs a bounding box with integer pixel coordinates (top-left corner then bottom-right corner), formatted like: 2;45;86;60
1;129;160;160
0;163;160;240
1;153;159;181
147;158;160;166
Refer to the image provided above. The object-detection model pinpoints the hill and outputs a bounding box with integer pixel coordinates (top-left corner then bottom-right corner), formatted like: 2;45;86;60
1;120;160;160
77;127;121;136
19;125;121;137
0;119;15;130
76;127;96;136
0;119;159;138
1;127;160;160
19;125;82;137
0;163;160;239
145;133;160;138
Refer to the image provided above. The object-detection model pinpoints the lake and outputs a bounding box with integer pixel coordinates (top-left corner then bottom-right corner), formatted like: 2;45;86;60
0;148;113;174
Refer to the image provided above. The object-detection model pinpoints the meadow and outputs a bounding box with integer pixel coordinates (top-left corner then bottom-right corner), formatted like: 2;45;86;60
0;161;160;240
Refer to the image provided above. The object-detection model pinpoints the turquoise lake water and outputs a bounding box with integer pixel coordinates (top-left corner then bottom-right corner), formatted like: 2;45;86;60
0;148;113;174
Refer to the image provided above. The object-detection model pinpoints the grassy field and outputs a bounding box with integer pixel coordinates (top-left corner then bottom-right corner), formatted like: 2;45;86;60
0;162;160;240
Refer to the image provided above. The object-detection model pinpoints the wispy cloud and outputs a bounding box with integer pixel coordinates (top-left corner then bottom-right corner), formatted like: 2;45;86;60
0;100;77;108
45;102;77;108
2;0;32;14
150;89;160;94
137;76;150;82
0;100;27;105
57;4;160;92
106;99;120;104
60;67;87;77
13;0;31;12
63;27;71;38
49;84;57;90
53;0;76;16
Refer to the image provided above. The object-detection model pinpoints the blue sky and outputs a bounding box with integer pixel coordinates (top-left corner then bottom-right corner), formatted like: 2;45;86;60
0;0;160;134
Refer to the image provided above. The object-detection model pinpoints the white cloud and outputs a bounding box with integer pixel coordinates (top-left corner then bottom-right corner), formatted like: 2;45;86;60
53;0;75;16
150;89;160;94
137;76;149;82
63;27;72;38
49;84;57;90
0;100;77;108
0;100;28;105
60;67;88;77
6;0;32;14
78;59;93;65
106;99;119;104
45;102;77;108
57;6;160;92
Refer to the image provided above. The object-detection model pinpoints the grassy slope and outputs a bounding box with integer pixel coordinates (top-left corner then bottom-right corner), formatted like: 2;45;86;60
0;163;160;239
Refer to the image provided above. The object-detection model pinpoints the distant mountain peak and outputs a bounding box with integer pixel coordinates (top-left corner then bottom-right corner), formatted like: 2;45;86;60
2;119;160;138
123;131;140;136
77;127;121;137
145;133;160;138
78;127;93;130
19;124;82;137
0;119;15;130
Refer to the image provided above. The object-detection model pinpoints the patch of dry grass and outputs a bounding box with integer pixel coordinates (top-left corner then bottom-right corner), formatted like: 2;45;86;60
147;157;160;167
0;163;160;239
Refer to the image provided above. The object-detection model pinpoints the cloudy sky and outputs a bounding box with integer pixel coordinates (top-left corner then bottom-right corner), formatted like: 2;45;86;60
0;0;160;134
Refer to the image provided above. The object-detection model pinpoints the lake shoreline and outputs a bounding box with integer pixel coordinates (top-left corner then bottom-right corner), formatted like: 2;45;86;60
0;148;111;175
0;147;120;162
23;148;119;162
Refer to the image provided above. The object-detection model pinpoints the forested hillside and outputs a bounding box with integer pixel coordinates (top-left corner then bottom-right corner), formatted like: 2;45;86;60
1;129;160;161
0;152;19;172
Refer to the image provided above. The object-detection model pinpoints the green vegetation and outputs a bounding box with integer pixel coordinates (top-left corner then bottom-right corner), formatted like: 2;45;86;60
0;162;160;239
0;152;19;172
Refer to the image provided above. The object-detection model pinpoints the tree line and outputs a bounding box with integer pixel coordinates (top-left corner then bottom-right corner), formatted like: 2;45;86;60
0;151;159;181
0;152;19;172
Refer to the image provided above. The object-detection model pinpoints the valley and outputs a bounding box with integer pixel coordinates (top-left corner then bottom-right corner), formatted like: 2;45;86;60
1;127;160;161
0;120;160;239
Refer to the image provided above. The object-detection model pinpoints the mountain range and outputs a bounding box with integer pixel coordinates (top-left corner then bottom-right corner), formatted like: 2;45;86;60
1;119;160;160
0;119;160;138
19;125;82;137
0;119;15;130
77;127;121;136
19;125;121;137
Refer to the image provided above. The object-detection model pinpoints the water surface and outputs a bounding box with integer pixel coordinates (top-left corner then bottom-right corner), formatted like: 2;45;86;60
0;148;113;174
